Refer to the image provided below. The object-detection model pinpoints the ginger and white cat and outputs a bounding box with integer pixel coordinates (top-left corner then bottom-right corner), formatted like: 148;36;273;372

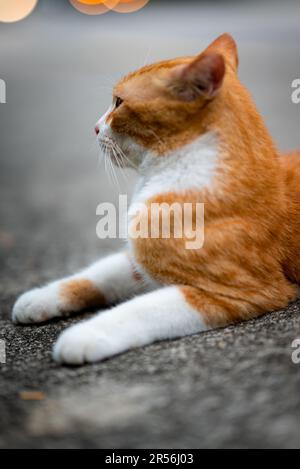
12;34;300;364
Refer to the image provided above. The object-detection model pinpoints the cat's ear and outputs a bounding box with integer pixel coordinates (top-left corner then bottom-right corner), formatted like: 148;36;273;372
170;52;225;102
204;33;239;71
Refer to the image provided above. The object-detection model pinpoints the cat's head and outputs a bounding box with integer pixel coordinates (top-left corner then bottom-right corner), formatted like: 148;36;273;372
95;33;239;169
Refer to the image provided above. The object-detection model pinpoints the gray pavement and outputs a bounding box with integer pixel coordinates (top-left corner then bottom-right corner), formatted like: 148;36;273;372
1;0;300;449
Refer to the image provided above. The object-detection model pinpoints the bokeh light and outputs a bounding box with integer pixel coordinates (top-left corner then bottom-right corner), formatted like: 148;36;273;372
69;0;119;16
77;0;109;4
70;0;150;16
112;0;150;14
0;0;38;23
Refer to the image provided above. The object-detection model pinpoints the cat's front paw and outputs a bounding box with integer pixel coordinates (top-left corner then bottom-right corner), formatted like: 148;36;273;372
53;320;120;365
12;284;61;324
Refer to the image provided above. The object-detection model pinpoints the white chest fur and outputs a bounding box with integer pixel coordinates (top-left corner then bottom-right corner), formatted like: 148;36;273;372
131;132;219;206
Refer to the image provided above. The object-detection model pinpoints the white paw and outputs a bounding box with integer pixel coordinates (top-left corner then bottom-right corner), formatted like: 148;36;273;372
12;284;61;324
53;319;123;365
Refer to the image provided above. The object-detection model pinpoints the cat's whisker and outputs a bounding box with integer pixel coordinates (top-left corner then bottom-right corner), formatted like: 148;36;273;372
114;143;139;171
102;144;108;174
96;142;104;168
102;143;115;188
105;147;115;188
112;144;130;172
112;148;129;184
109;143;127;189
108;146;121;191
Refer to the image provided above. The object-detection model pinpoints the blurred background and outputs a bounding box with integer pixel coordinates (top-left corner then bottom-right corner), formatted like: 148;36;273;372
1;0;300;449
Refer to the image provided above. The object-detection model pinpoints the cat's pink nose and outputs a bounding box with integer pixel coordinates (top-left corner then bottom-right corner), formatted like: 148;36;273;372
94;125;100;135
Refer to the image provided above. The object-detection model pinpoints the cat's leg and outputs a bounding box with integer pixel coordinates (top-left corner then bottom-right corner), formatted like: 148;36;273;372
53;285;208;365
12;252;147;324
53;278;293;365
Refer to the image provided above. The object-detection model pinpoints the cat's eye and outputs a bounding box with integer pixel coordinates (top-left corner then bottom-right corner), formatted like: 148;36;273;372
115;97;123;109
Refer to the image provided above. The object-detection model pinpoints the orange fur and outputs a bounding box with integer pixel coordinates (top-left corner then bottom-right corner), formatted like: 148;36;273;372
280;150;300;283
108;33;300;327
60;279;106;312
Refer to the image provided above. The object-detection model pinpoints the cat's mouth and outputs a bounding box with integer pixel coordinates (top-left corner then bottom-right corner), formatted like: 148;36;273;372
98;135;122;165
